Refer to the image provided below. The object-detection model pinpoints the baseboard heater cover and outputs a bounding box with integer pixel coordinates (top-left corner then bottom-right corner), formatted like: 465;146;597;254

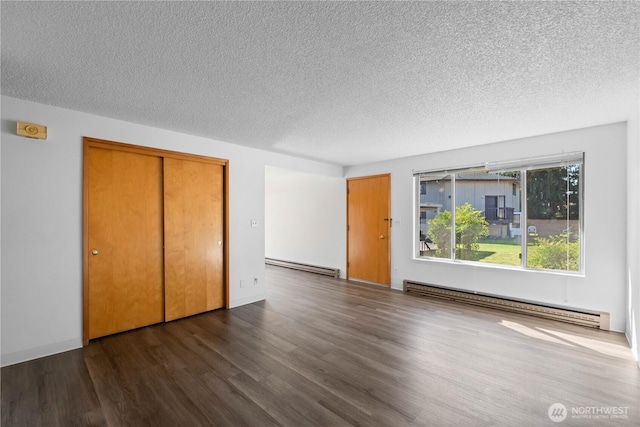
403;280;609;330
265;258;340;279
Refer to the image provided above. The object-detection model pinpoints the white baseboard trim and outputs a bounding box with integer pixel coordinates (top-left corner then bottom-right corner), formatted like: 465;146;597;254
1;338;82;367
625;331;640;369
229;293;266;308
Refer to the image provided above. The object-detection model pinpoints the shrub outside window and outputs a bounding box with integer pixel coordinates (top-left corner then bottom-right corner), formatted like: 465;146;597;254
415;153;583;273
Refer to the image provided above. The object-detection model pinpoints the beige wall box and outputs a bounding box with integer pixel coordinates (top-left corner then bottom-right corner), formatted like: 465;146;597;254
17;121;47;140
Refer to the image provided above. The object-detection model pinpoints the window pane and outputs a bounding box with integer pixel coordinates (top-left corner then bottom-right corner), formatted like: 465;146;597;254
526;165;581;271
454;171;522;265
414;153;583;274
418;174;452;259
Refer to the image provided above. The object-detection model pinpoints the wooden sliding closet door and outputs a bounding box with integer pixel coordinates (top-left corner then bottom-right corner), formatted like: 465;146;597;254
84;137;229;344
86;147;165;339
163;158;225;321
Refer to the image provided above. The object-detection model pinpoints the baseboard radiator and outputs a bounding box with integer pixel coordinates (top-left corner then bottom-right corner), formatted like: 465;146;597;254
265;258;340;279
403;280;610;330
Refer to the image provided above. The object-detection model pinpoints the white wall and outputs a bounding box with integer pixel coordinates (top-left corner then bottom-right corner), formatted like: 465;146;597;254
3;95;636;365
265;166;346;277
346;123;629;332
0;96;343;366
627;91;640;366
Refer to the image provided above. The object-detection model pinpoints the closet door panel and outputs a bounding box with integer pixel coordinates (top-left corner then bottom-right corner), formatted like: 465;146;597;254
164;158;224;321
87;147;165;339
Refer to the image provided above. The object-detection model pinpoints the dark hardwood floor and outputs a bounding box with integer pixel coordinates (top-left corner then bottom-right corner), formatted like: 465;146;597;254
2;265;639;426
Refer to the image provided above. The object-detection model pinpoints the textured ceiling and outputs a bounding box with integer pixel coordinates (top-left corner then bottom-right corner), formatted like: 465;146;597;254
2;1;639;166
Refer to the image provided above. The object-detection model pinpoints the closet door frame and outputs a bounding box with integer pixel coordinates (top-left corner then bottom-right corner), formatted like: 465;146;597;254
82;137;229;346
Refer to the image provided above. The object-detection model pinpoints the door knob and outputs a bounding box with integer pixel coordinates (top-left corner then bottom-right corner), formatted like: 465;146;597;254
91;249;99;256
379;235;385;240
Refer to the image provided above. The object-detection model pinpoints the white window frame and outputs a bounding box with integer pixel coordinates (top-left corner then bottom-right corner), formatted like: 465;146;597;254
414;152;584;274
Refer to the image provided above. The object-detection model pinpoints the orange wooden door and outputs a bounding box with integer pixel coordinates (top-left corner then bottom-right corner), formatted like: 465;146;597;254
163;158;225;321
347;174;391;285
86;147;165;339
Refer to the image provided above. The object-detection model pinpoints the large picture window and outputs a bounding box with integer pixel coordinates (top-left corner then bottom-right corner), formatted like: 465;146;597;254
415;153;583;273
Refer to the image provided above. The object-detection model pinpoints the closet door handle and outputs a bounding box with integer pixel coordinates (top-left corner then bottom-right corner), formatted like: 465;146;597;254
91;249;99;256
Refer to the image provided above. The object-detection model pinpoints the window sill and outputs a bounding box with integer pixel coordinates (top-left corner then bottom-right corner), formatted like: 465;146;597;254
411;256;585;278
